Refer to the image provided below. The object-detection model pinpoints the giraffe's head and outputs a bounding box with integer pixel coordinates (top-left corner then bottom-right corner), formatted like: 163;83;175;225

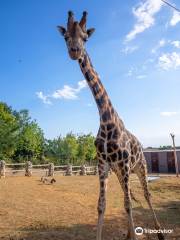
57;11;95;60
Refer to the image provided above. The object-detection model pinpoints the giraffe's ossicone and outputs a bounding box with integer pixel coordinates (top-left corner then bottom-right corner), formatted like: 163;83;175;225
57;11;165;240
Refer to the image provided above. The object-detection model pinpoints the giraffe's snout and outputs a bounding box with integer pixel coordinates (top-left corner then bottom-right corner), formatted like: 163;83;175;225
71;47;80;52
69;48;82;60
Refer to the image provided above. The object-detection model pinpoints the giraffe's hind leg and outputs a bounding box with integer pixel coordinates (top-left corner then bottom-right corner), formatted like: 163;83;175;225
134;161;165;240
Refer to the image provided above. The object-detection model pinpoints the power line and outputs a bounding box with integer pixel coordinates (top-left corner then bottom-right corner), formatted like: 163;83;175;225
161;0;180;12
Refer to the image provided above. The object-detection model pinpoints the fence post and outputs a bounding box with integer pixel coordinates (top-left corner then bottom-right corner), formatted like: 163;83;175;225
25;161;32;176
48;163;54;177
94;166;98;175
80;164;86;175
66;164;72;176
0;160;6;178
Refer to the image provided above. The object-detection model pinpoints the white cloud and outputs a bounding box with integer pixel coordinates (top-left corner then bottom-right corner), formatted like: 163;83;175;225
151;39;180;54
52;85;78;99
78;80;87;89
136;75;147;79
146;58;155;63
126;0;163;42
159;52;180;70
52;80;87;99
170;11;180;26
159;39;166;47
160;111;178;117
152;39;180;54
127;70;133;77
171;40;180;48
36;91;52;105
121;45;139;54
126;68;134;77
37;80;87;104
151;39;166;53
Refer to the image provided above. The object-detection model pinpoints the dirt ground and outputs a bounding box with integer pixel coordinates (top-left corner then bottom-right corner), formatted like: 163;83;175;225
0;174;180;240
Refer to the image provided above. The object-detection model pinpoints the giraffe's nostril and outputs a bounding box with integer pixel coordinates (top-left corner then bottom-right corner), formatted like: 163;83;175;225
71;48;77;52
71;47;80;52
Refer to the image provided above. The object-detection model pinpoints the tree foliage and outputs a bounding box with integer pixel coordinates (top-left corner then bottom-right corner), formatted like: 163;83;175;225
0;103;19;159
0;102;44;162
0;102;97;165
44;133;96;165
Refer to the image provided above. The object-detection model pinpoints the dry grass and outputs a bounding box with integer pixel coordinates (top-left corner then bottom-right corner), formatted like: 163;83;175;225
0;174;179;240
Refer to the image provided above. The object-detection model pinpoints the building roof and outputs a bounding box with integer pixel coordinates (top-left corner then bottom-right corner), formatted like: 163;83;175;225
143;149;180;153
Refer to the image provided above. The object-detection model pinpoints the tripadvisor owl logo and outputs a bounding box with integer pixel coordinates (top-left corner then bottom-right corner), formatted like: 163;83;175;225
135;226;173;236
135;227;143;235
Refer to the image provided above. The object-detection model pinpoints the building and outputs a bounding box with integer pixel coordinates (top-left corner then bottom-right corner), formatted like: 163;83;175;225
143;149;180;174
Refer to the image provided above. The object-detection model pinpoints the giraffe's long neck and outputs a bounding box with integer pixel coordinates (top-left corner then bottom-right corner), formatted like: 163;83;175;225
78;50;120;126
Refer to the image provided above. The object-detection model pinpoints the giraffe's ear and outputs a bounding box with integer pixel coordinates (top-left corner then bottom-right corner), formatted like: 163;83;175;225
87;28;95;38
57;26;66;36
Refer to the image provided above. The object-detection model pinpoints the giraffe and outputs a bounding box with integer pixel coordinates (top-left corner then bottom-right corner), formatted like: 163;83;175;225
57;11;165;240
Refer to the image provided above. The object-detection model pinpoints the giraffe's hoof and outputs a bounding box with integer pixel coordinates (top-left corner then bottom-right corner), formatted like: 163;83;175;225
158;232;165;240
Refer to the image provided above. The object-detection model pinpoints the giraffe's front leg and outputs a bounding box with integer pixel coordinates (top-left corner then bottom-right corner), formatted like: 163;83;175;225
117;168;137;240
96;161;109;240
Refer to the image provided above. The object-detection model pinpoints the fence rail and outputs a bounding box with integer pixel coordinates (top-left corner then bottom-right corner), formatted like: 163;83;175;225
6;163;25;166
0;160;98;178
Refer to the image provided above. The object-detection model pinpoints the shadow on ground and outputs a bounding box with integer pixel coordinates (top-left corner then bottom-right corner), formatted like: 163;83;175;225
1;200;180;240
0;219;134;240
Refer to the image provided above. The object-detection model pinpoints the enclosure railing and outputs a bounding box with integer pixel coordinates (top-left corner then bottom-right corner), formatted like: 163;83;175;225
0;160;98;177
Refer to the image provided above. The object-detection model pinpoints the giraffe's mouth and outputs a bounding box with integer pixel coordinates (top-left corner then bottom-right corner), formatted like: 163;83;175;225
69;49;81;60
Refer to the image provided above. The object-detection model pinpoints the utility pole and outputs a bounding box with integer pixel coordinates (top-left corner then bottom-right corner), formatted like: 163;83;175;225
170;133;179;177
161;0;180;12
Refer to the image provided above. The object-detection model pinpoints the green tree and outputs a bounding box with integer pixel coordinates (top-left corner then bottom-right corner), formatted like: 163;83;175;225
13;120;45;163
60;133;78;164
0;102;19;159
44;137;64;164
0;102;97;165
44;133;96;165
44;133;78;165
77;134;96;165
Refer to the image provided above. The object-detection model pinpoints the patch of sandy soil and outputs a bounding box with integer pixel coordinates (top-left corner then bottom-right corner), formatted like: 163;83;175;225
0;175;179;240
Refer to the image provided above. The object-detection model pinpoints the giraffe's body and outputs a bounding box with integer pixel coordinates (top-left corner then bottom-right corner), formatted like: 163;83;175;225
58;11;165;240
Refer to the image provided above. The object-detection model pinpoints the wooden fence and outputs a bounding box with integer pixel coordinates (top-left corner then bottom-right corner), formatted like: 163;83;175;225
0;160;98;177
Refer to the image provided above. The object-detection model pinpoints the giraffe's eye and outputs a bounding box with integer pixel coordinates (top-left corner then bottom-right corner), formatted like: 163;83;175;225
83;38;88;42
65;36;69;41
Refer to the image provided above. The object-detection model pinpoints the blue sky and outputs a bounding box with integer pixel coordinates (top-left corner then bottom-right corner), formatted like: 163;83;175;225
0;0;180;147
